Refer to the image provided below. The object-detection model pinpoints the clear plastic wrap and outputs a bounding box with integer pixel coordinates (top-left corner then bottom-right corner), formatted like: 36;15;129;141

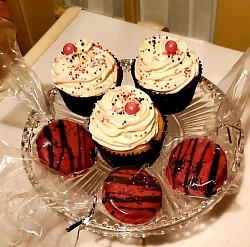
0;141;94;246
0;16;248;244
0;18;94;246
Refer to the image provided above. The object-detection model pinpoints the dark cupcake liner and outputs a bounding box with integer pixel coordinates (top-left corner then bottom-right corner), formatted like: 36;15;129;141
58;57;123;117
131;61;202;115
96;116;168;168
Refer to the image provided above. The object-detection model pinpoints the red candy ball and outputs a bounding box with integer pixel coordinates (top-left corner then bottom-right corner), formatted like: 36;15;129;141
63;43;77;55
165;40;177;55
125;102;139;115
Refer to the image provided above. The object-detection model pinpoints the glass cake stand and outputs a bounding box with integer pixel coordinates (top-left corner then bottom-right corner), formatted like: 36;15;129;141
21;77;244;238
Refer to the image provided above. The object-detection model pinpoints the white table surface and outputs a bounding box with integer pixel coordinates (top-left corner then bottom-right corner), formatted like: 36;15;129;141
1;8;250;247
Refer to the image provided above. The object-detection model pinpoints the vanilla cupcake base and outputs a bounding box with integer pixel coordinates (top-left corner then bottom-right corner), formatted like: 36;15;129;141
95;110;167;168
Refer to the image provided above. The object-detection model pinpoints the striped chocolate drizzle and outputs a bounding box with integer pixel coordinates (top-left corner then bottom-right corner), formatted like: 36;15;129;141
183;138;198;194
172;139;185;189
77;123;82;171
171;138;192;189
104;195;162;203
105;174;162;191
103;168;162;207
170;138;222;196
43;125;54;168
77;123;88;171
79;123;93;170
56;120;75;172
40;120;86;173
112;206;158;213
190;140;211;189
206;144;221;197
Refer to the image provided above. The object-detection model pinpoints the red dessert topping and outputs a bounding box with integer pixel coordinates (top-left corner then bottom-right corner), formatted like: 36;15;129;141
63;43;77;55
102;167;162;224
36;119;96;176
125;102;139;115
165;138;227;197
165;40;177;55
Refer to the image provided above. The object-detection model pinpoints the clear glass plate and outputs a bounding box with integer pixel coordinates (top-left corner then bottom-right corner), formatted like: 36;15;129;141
21;77;244;238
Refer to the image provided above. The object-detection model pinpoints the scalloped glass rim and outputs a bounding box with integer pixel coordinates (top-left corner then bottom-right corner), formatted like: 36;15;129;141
21;77;244;238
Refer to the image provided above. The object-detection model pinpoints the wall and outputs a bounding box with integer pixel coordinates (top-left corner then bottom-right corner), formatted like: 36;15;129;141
63;0;124;19
62;0;216;42
139;0;216;42
6;0;250;55
7;0;57;55
213;0;250;52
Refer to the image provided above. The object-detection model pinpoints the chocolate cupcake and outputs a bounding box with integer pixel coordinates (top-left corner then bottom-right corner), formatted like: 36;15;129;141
132;35;202;115
51;39;123;117
165;137;227;197
102;167;163;224
35;119;96;177
89;85;166;168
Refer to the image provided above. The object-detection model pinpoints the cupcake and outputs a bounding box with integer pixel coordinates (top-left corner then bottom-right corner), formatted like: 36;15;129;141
89;85;166;167
35;119;96;177
132;35;202;115
51;39;123;117
102;167;163;224
165;137;227;198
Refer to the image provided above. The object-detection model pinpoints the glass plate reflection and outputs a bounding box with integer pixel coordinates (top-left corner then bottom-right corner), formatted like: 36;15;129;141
21;77;244;238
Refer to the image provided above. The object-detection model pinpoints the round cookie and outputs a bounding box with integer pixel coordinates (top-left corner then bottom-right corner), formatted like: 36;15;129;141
165;137;227;197
36;119;96;176
102;167;163;224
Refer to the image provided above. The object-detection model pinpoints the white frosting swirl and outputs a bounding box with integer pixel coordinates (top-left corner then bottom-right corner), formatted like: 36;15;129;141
89;85;159;151
135;35;200;93
51;39;118;97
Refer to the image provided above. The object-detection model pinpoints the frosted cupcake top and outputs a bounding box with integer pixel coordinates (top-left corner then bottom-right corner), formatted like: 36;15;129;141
51;39;118;97
89;85;160;151
134;35;200;93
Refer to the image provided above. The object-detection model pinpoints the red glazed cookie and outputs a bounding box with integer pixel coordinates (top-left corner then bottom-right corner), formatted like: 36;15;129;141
36;119;95;176
165;137;227;197
102;167;162;224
